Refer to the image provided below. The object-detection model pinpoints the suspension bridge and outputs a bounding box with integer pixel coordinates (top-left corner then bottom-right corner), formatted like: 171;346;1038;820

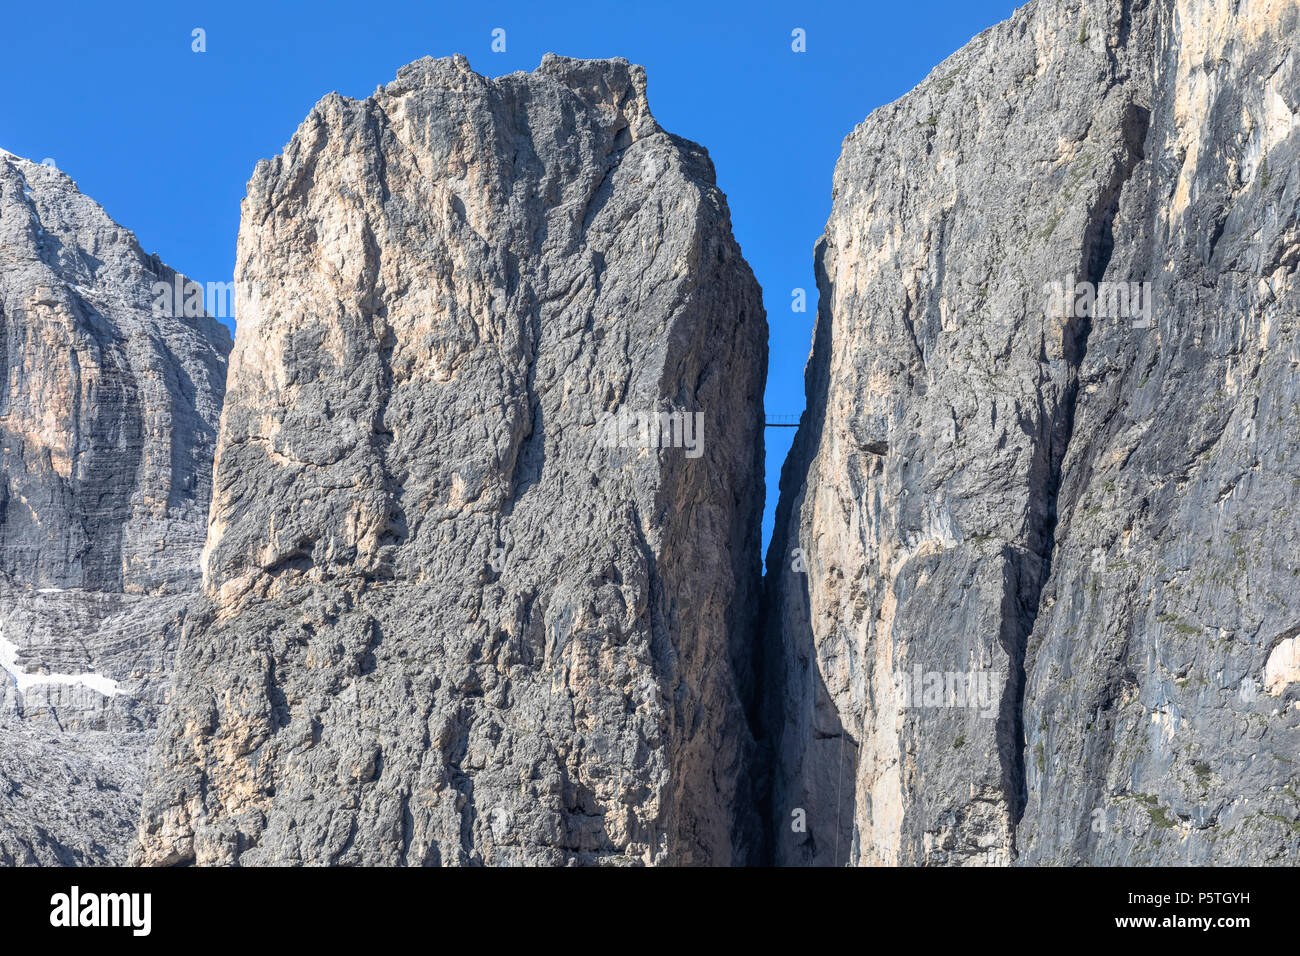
765;414;802;428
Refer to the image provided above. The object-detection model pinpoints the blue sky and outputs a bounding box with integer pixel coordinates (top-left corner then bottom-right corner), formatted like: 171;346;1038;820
1;0;1021;551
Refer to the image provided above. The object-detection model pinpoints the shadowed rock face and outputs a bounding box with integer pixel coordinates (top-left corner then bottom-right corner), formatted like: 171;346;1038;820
136;55;767;866
0;151;231;864
767;0;1300;866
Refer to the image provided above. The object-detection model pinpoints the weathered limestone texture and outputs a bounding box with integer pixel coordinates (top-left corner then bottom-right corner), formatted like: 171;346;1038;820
137;55;767;866
0;150;230;864
768;0;1300;866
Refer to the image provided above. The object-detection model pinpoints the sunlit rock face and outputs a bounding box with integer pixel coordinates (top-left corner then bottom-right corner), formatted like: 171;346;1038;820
767;0;1300;866
0;150;231;864
136;55;767;866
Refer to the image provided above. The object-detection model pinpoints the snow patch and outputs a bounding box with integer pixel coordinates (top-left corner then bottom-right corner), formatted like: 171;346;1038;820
0;619;120;698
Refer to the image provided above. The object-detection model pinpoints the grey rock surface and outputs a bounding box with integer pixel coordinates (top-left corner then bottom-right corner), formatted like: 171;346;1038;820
0;150;230;864
136;54;767;866
767;0;1300;866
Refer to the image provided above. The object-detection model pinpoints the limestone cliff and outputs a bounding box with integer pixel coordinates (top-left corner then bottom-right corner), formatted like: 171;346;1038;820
0;150;231;864
136;55;767;866
768;0;1300;866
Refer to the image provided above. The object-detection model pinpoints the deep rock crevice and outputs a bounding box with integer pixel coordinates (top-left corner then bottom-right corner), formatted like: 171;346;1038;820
1003;99;1153;844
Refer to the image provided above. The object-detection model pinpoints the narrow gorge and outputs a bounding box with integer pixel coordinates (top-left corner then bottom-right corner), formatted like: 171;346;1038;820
1;0;1297;869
